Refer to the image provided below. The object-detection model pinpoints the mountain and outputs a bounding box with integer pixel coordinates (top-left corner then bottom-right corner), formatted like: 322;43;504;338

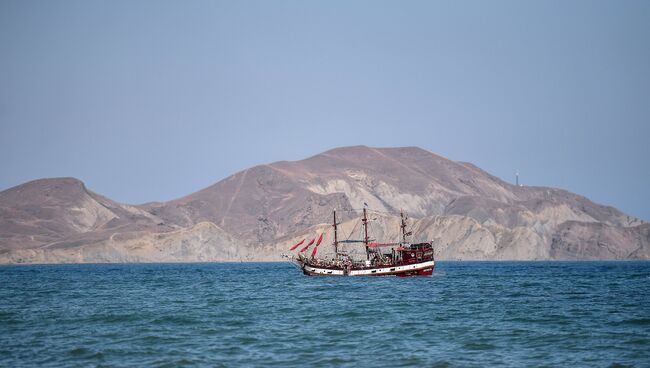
1;146;647;263
0;178;238;263
0;177;166;249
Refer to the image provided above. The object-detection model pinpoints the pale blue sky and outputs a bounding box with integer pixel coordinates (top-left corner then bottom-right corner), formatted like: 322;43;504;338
1;0;649;220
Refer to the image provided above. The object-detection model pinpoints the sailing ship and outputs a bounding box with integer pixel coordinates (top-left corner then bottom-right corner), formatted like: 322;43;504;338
285;208;435;277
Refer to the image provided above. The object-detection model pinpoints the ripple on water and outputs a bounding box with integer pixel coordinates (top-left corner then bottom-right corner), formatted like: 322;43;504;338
0;262;649;367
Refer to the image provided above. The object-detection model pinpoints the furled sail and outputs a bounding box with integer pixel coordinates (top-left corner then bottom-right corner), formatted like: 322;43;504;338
367;242;400;247
311;244;319;258
311;233;324;258
300;239;315;252
290;239;305;251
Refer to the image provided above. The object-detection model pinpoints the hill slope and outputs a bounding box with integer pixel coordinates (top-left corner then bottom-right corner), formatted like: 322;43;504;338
1;146;647;263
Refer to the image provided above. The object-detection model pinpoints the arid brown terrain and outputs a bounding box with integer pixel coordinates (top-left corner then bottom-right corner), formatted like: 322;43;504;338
1;146;647;263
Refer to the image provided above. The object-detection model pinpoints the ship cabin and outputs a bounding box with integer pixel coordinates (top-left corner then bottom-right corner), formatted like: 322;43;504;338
398;243;434;264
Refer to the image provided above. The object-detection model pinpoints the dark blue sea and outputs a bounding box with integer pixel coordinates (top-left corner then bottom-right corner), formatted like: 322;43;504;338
1;262;649;367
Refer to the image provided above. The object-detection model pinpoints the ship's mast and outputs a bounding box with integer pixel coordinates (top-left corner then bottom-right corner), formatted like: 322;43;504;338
400;210;407;244
333;210;338;260
399;211;413;244
363;207;369;260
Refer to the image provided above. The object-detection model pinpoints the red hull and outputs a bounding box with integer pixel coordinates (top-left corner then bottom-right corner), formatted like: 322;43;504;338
300;261;434;277
302;267;434;277
396;267;433;277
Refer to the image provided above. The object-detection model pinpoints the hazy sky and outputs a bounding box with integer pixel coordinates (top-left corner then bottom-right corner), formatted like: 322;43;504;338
1;0;649;220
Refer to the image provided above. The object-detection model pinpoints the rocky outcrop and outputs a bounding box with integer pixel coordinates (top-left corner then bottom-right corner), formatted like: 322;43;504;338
0;222;241;263
550;221;650;260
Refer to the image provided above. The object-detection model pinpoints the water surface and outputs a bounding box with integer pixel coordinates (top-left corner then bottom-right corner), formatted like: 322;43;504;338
1;262;649;367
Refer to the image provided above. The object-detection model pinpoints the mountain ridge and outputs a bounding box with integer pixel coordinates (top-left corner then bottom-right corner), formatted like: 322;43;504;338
1;146;647;263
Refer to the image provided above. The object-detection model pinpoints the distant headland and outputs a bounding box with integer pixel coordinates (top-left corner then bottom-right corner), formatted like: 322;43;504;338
1;146;648;263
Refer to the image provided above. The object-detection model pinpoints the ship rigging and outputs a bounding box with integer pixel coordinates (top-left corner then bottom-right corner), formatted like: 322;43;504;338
285;208;435;277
